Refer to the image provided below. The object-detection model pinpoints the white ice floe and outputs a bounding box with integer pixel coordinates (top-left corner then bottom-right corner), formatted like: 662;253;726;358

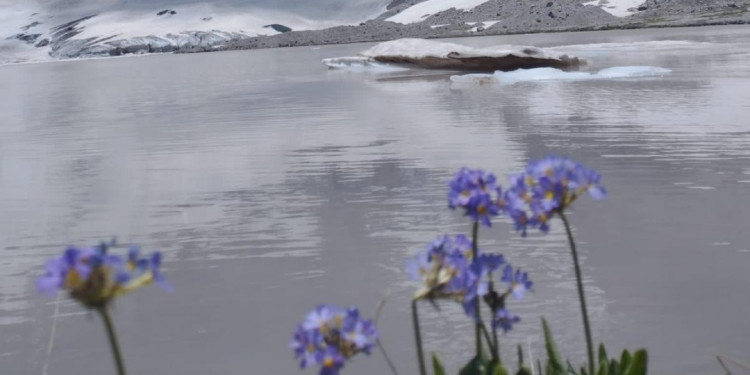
386;0;490;24
583;0;645;17
359;38;555;59
321;56;409;72
450;66;671;84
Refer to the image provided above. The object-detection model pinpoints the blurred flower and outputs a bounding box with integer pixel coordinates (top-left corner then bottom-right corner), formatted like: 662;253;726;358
36;242;169;309
493;308;521;333
505;156;606;235
406;235;479;301
292;305;378;375
448;168;503;227
500;265;533;300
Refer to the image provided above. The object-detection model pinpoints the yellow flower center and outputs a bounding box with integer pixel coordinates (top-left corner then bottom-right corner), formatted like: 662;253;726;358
323;357;335;367
545;191;554;201
477;205;487;215
307;344;316;353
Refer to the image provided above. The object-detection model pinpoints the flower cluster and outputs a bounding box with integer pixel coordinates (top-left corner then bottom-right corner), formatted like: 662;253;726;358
406;235;532;332
37;242;169;309
291;305;378;375
448;168;503;227
500;156;606;235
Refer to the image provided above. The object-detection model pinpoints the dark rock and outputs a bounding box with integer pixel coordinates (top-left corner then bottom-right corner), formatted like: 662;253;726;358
638;6;648;11
14;33;41;44
20;21;41;31
157;10;176;16
549;11;556;18
201;17;213;21
263;24;292;33
386;0;409;10
35;38;50;47
547;2;554;7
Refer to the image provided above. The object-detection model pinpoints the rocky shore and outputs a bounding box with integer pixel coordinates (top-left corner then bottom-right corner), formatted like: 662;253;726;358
3;0;749;61
201;0;750;54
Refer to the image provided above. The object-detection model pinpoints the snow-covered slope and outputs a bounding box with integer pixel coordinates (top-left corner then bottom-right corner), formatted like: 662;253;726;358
0;1;371;63
385;0;489;24
582;0;645;17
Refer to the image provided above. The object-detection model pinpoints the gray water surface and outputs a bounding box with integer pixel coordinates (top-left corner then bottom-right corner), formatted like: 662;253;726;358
1;25;750;375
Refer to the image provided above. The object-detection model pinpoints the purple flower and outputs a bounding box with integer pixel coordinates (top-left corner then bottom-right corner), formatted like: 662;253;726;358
36;242;169;308
448;168;503;227
493;308;521;333
501;265;533;300
406;235;482;302
292;305;378;375
505;156;606;235
290;326;324;369
318;347;345;375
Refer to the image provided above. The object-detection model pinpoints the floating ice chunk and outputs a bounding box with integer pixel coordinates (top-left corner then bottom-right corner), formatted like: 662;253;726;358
386;0;490;24
450;66;671;84
596;66;672;78
448;73;497;84
325;38;582;72
495;67;591;84
321;56;409;72
361;38;554;59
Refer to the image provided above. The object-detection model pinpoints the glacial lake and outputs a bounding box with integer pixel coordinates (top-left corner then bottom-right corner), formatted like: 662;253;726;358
1;24;749;375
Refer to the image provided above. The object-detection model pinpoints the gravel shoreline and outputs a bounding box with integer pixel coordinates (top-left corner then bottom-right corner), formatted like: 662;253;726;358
181;0;750;54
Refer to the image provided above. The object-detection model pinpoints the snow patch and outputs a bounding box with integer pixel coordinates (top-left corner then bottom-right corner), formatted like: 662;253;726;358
450;66;671;84
430;24;451;29
386;0;490;24
583;0;645;17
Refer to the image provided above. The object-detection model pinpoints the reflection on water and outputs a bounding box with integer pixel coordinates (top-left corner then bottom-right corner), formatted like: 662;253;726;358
1;25;750;375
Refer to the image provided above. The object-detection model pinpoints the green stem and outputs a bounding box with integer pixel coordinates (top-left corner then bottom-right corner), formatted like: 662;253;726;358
478;322;496;360
471;221;483;357
491;310;499;363
559;212;595;375
376;339;400;375
97;307;127;375
411;300;426;375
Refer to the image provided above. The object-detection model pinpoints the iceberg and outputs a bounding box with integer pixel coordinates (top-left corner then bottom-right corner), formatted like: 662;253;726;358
449;66;672;85
323;38;584;72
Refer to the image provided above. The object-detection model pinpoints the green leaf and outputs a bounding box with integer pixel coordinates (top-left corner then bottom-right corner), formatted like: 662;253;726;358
597;345;609;375
598;344;608;369
459;354;490;375
516;366;533;375
432;353;446;375
609;359;620;375
488;361;509;375
566;360;578;375
624;350;647;375
597;362;608;375
542;318;565;375
619;350;632;372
